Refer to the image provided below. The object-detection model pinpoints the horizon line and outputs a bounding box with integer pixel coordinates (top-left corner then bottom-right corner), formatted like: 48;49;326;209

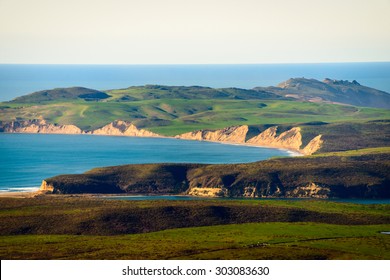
1;61;390;66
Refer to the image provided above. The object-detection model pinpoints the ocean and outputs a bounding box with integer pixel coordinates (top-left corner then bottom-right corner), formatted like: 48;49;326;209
0;134;295;192
0;62;390;101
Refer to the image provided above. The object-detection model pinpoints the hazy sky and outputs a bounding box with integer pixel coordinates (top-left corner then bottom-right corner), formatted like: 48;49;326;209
0;0;389;64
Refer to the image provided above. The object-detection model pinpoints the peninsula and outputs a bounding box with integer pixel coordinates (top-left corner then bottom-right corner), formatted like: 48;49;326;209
0;78;389;198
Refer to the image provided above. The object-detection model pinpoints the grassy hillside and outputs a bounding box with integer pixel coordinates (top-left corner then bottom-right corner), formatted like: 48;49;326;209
0;197;389;259
1;98;389;135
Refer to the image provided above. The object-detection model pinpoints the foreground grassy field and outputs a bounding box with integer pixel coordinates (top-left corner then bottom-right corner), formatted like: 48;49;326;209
2;223;389;260
0;197;389;259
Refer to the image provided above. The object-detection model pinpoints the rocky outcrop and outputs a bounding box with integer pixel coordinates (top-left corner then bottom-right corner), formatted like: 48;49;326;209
285;183;330;198
91;120;160;137
40;180;54;193
254;77;390;109
176;125;249;144
243;186;257;197
188;187;228;197
1;119;83;134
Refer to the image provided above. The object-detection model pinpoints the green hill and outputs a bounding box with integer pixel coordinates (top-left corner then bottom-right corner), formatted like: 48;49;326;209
10;87;111;103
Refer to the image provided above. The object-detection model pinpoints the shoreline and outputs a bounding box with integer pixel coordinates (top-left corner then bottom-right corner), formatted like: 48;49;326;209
0;190;41;198
209;140;304;156
1;191;389;205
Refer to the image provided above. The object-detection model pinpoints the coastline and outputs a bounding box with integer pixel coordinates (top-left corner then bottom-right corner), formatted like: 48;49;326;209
1;130;306;156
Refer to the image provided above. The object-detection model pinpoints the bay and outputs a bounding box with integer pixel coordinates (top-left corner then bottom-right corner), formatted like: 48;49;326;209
0;133;294;192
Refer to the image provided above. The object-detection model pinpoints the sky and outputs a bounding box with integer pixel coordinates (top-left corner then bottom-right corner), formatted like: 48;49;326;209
0;0;389;64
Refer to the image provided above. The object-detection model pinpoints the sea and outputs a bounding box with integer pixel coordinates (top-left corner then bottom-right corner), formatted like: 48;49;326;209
0;63;389;201
0;62;390;101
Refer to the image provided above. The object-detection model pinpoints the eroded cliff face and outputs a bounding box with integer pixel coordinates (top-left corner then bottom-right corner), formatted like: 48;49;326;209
1;119;83;134
187;182;331;198
176;125;249;143
0;119;160;138
247;126;302;150
176;125;322;155
91;120;160;137
247;126;323;155
302;135;323;155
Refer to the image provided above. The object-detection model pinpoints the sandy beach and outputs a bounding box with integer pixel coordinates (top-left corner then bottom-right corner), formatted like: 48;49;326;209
0;190;46;198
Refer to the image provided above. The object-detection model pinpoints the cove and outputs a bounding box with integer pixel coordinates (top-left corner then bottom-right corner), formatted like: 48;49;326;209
0;133;295;192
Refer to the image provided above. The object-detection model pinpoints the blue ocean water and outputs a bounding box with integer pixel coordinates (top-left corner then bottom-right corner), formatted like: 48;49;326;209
0;134;294;192
0;63;390;101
